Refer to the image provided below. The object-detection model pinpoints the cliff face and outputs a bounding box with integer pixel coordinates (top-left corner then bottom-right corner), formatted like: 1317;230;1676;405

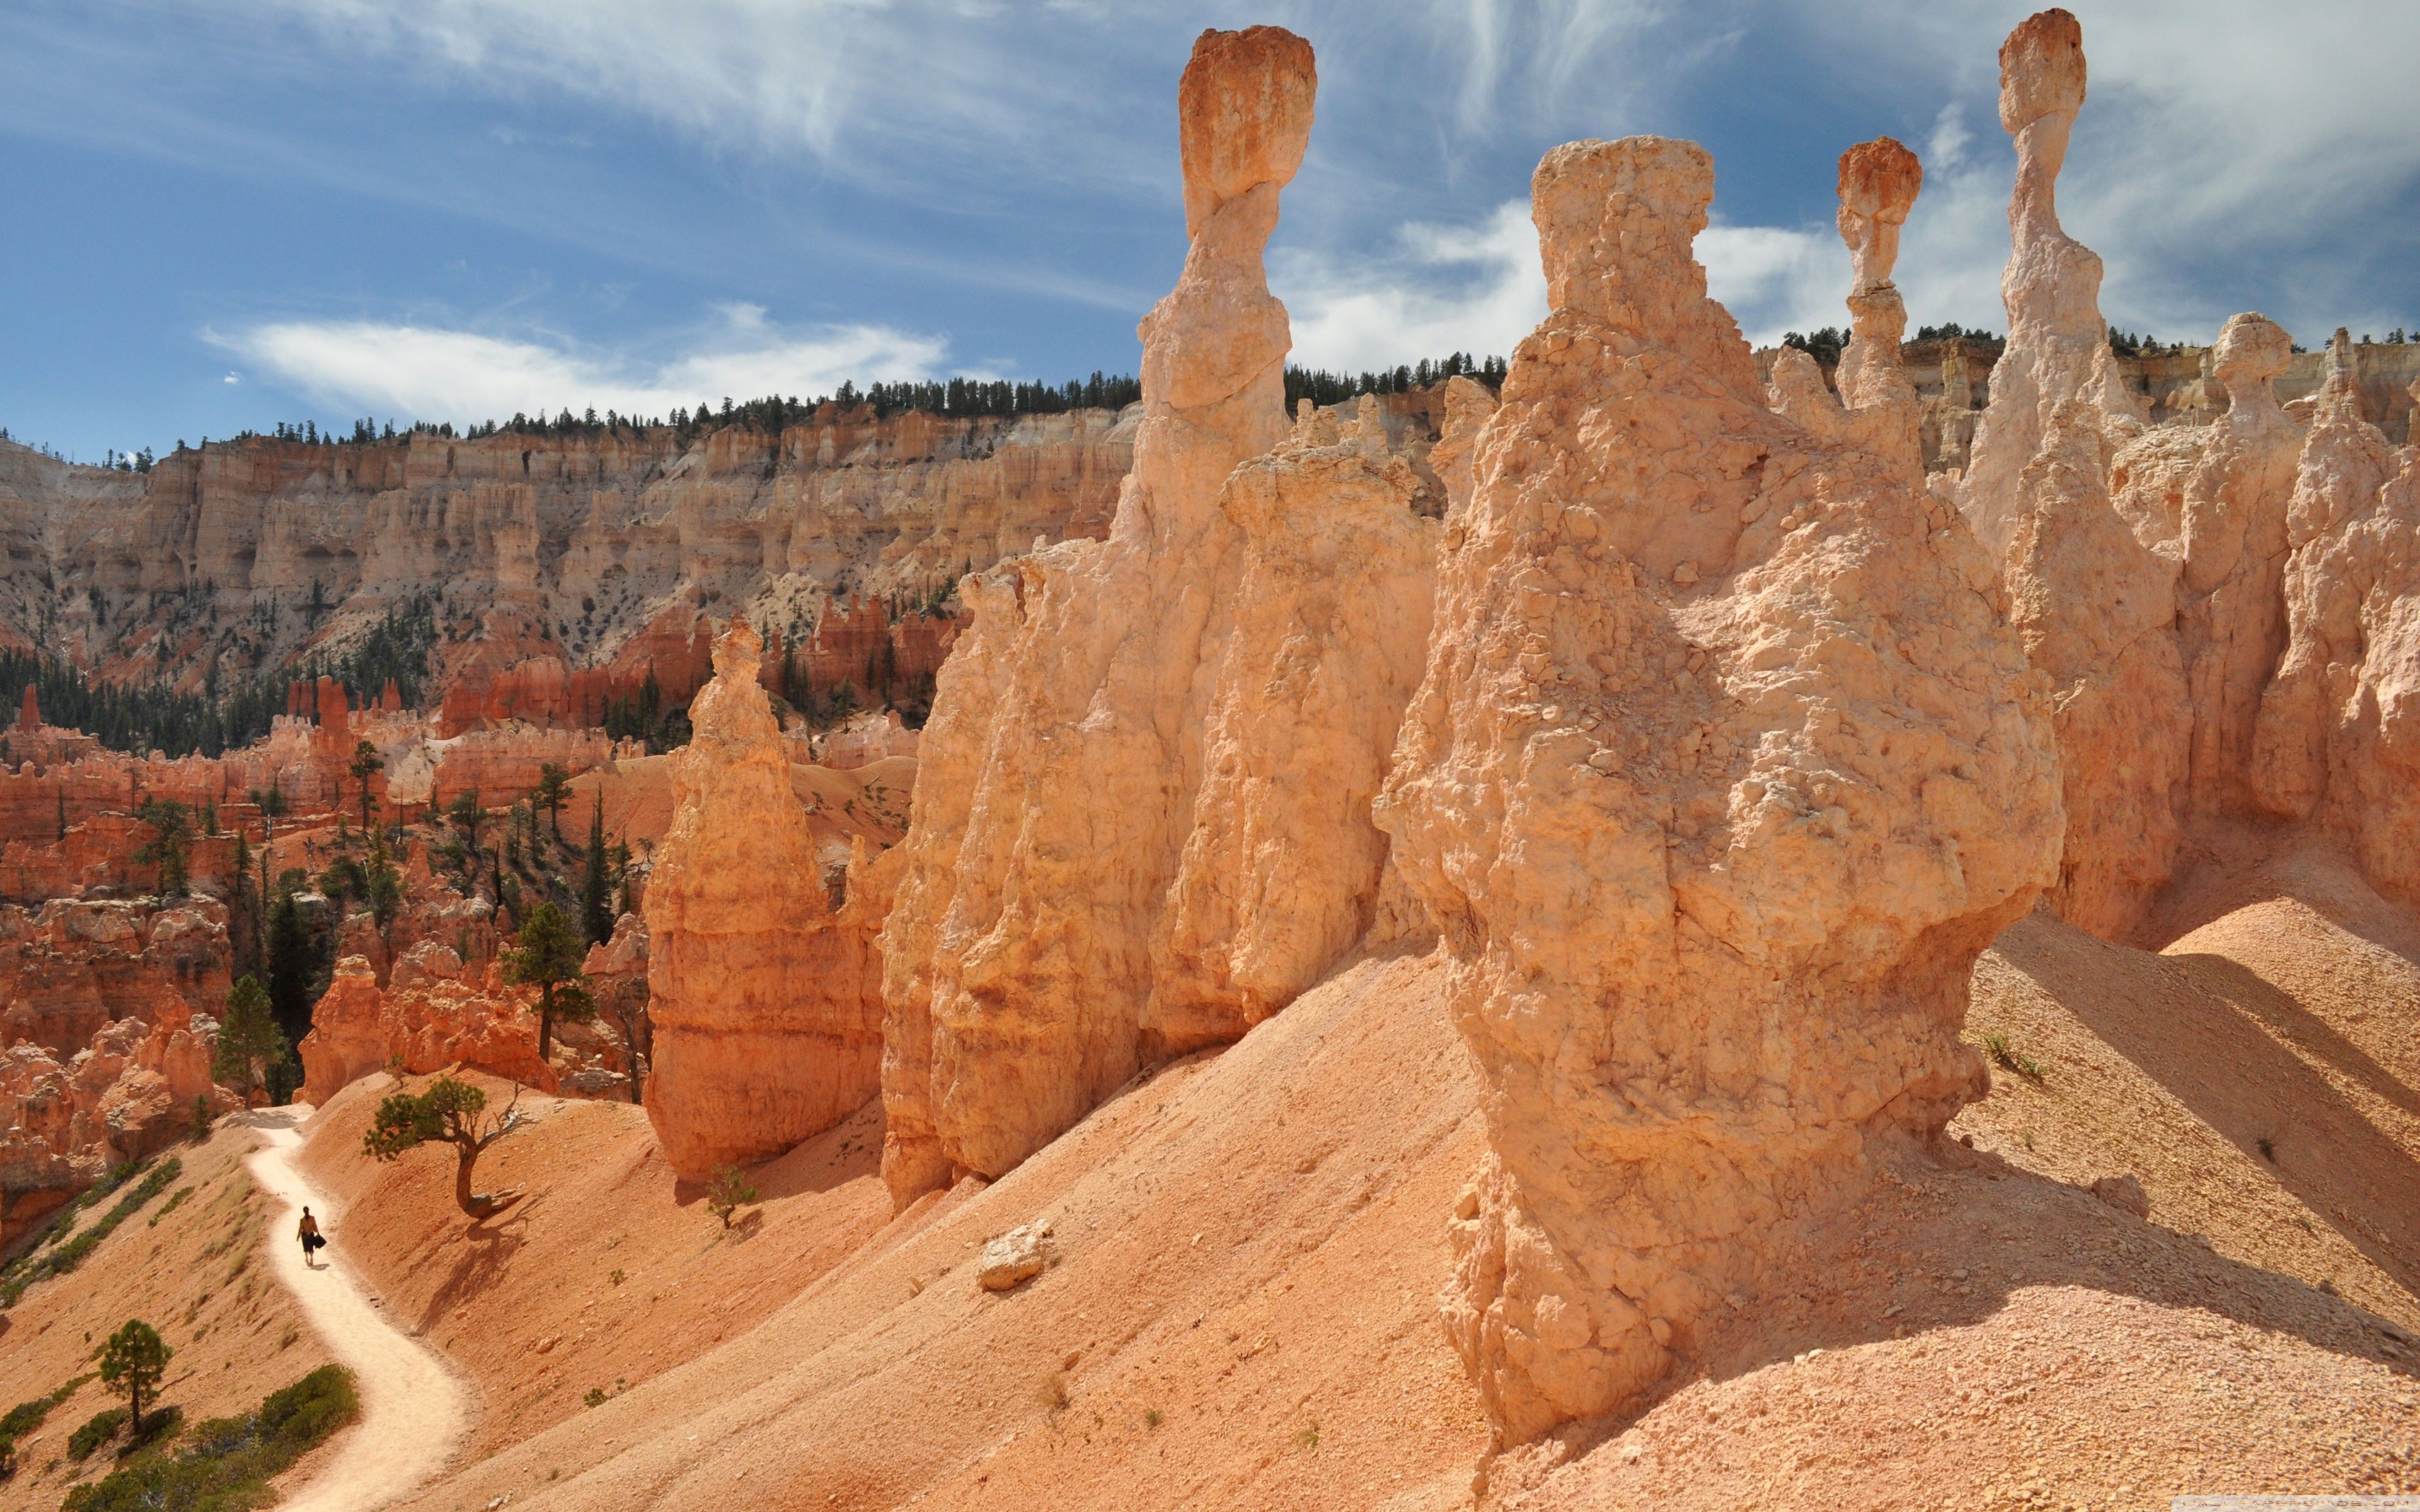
0;403;1129;698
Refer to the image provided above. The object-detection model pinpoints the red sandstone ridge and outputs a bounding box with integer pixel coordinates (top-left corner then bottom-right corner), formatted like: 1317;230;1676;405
299;952;558;1105
643;620;885;1180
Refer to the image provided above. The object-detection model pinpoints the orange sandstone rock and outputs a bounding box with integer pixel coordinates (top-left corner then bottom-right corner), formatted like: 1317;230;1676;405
2005;402;2190;936
879;27;1317;1198
643;621;881;1180
1372;135;2061;1441
1143;398;1439;1056
2252;331;2420;907
1957;8;2145;560
297;952;556;1106
2107;312;2305;818
1831;137;1925;476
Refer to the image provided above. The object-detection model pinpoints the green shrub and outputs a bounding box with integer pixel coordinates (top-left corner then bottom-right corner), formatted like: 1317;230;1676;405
0;1433;16;1479
62;1366;359;1512
67;1408;125;1460
706;1164;758;1229
117;1405;180;1458
145;1186;195;1228
0;1159;182;1306
258;1366;358;1448
1;1372;96;1441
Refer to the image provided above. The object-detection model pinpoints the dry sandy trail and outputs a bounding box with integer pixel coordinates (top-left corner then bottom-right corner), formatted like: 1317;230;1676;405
244;1108;470;1512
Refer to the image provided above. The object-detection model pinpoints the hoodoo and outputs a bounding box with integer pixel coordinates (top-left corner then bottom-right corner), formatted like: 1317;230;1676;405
1832;136;1925;475
1143;396;1441;1055
643;619;883;1180
1956;6;2146;560
878;26;1320;1198
2251;329;2420;907
1374;134;2063;1441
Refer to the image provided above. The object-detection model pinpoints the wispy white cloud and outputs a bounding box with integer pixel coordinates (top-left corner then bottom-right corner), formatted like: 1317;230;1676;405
210;308;950;422
1277;201;1543;372
1794;0;2420;341
1696;223;1840;345
192;0;1175;200
1279;195;1857;370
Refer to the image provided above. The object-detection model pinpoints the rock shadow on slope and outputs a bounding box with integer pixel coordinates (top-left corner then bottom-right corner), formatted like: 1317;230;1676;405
1989;917;2420;1300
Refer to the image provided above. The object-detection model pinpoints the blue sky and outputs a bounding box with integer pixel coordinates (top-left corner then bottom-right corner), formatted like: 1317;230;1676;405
5;0;2417;462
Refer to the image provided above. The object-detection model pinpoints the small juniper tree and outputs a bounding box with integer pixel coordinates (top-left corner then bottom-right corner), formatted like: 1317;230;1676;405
212;975;289;1104
363;1077;527;1218
706;1164;758;1228
501;902;594;1062
96;1320;170;1435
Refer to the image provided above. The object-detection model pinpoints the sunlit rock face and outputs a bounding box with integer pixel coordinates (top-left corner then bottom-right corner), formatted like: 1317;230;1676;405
877;26;1320;1199
1374;134;2061;1442
645;620;882;1181
1956;6;2146;564
2252;330;2420;910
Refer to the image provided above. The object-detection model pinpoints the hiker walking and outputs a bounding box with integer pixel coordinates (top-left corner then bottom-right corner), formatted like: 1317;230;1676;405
297;1206;326;1266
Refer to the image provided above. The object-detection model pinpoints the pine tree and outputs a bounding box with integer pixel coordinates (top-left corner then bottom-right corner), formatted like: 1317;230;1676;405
265;891;315;1046
502;902;595;1062
534;762;570;840
581;792;613;946
348;740;384;830
133;798;193;898
96;1320;170;1435
212;975;289;1103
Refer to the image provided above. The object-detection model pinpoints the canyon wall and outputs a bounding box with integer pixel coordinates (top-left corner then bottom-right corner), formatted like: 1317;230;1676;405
0;401;1127;701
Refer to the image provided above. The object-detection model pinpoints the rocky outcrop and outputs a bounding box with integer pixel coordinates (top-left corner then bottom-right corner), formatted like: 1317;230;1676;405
297;950;556;1106
2107;313;2305;818
2251;331;2420;907
576;912;652;1101
643;621;883;1180
1831;137;1925;477
878;25;1320;1199
2003;403;2189;936
1954;11;2187;940
2;995;238;1245
1955;8;2145;560
1142;398;1438;1057
0;896;233;1058
1371;135;2062;1441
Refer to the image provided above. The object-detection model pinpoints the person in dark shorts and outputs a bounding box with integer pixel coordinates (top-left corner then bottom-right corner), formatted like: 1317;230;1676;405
298;1206;326;1266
